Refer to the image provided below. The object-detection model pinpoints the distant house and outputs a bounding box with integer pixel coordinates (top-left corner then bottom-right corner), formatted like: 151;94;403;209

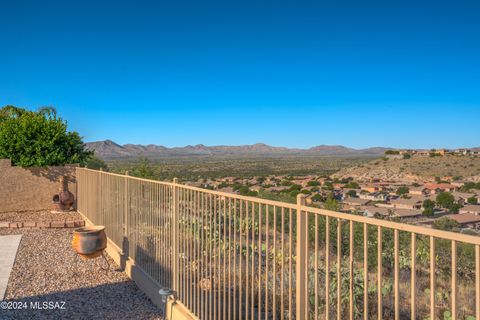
425;183;457;194
446;213;480;229
451;180;469;188
451;192;477;205
360;184;382;193
363;206;391;217
437;149;450;156
266;186;290;193
343;197;371;206
454;148;470;156
391;197;424;210
393;209;422;219
416;150;430;156
459;205;480;215
340;188;359;199
409;186;427;196
358;192;388;201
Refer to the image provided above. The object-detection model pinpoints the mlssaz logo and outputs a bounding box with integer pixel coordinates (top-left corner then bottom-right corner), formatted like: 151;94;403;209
30;301;66;310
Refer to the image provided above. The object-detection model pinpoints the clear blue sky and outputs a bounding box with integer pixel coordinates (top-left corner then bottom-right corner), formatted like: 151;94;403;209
1;0;479;149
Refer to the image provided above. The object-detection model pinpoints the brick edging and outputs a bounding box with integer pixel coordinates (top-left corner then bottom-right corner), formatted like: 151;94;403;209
0;220;85;229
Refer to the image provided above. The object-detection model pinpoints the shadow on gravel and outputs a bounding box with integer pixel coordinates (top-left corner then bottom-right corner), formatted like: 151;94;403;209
0;281;162;320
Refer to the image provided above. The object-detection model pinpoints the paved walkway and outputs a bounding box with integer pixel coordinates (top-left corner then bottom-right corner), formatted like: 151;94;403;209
0;235;22;300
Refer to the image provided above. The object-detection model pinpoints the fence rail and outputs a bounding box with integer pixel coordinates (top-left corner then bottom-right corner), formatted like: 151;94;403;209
76;168;480;320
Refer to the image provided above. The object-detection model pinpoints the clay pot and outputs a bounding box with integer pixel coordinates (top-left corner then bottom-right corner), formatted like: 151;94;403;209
72;226;107;259
53;190;75;211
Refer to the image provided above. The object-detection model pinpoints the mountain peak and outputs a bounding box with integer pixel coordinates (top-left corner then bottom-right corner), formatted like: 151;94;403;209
85;141;388;159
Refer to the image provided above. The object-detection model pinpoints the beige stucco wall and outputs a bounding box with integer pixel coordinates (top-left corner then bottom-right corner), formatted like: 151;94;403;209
0;159;77;213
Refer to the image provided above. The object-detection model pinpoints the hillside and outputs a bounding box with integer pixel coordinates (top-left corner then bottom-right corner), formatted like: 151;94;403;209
333;155;480;182
86;140;389;159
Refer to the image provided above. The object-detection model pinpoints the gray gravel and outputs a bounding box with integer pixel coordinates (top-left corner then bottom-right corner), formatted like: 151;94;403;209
0;210;82;222
0;228;163;320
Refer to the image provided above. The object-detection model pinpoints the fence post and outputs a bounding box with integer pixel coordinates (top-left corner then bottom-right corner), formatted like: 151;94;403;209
124;171;129;249
296;194;308;319
172;178;179;292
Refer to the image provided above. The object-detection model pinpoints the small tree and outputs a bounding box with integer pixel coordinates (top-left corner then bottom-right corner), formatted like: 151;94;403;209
0;105;92;166
467;197;478;204
448;203;463;214
344;181;359;189
307;180;320;187
396;186;409;196
422;199;436;216
131;157;155;179
433;217;460;231
423;199;436;210
346;190;357;197
436;192;455;209
86;156;109;171
324;197;340;211
256;177;266;184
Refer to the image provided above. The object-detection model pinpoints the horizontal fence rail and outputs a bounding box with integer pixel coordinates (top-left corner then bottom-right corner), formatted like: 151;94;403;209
76;168;480;320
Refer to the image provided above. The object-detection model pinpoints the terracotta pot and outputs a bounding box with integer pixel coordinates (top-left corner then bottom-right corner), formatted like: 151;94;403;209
53;190;75;211
72;226;107;259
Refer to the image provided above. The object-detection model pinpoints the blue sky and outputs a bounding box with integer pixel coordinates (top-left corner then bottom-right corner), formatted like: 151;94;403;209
1;0;479;149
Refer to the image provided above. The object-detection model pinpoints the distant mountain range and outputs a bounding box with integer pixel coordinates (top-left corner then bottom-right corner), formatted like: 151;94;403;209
86;140;390;159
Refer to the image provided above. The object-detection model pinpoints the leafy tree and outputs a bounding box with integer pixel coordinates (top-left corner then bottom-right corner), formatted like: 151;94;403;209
422;199;436;216
217;182;229;189
461;182;480;192
0;105;92;166
344;181;359;189
448;203;463;214
131;157;155;179
311;194;323;202
346;190;357;197
436;192;455;209
433;217;460;231
323;181;334;190
467;197;478;205
256;177;266;184
396;186;409;196
288;184;302;192
86;156;109;171
307;180;320;187
403;153;411;159
423;199;436;211
237;186;258;197
289;190;301;198
422;208;434;216
324;197;340;211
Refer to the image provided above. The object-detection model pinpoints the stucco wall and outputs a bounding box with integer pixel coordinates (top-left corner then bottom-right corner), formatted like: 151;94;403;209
0;159;77;213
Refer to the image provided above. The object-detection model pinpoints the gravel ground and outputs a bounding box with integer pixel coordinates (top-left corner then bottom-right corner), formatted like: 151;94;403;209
0;210;82;222
0;228;163;320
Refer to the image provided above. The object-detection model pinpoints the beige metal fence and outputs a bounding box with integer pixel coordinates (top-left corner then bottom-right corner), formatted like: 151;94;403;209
76;168;480;320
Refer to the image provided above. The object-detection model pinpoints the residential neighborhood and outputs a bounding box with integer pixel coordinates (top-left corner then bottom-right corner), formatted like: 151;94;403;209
186;173;480;233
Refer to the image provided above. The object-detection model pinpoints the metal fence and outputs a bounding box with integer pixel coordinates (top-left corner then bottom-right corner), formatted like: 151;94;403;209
76;168;480;320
